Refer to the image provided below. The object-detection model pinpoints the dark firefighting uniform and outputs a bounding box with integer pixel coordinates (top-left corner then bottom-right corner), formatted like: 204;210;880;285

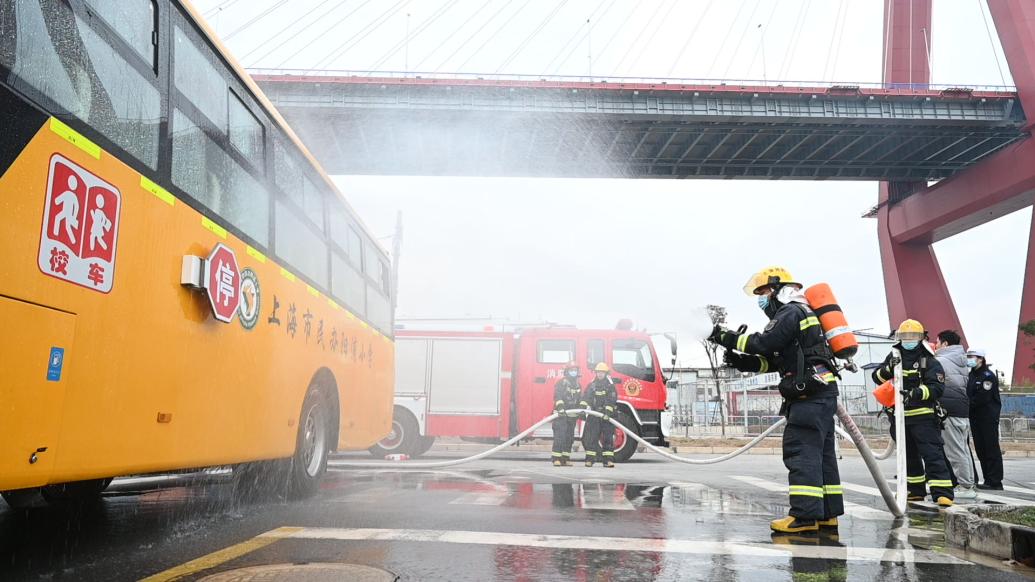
872;345;954;500
581;377;618;463
551;376;582;461
968;365;1003;487
718;300;843;521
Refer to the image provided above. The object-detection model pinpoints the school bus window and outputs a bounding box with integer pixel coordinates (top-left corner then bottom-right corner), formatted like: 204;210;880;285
275;200;328;287
377;259;391;297
366;282;392;333
348;226;363;269
228;91;264;166
174;23;227;131
171;109;270;245
329;207;354;255
84;0;156;66
0;2;162;169
302;176;325;230
331;252;366;315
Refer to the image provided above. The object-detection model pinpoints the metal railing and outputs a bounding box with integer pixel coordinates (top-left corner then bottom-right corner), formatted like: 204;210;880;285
247;68;1018;93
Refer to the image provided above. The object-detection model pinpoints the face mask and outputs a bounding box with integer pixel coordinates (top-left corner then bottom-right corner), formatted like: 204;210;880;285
566;369;578;378
966;358;978;368
901;341;920;350
757;294;769;310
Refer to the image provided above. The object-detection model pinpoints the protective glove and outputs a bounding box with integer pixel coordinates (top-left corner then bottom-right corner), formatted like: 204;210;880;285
900;386;927;402
707;324;726;343
723;350;747;369
601;414;610;422
888;356;902;368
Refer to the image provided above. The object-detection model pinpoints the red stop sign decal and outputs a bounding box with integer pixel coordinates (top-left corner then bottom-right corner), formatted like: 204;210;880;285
205;243;240;323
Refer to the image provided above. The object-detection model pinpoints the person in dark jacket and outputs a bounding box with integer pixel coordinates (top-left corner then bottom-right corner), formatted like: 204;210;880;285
967;348;1003;490
872;319;954;506
551;362;583;467
581;362;618;468
934;330;977;498
710;266;843;534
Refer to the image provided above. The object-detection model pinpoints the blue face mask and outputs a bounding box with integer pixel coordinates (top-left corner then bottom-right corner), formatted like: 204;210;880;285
901;341;920;350
757;294;769;310
966;358;978;368
566;369;578;378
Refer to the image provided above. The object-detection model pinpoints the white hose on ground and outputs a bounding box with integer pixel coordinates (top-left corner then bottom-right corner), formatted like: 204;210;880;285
335;407;903;517
331;409;785;469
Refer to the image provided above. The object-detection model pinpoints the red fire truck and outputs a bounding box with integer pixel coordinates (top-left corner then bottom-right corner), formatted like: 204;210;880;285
370;324;674;462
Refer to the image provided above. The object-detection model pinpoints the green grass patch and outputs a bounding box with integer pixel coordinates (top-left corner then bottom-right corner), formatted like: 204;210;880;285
988;507;1035;528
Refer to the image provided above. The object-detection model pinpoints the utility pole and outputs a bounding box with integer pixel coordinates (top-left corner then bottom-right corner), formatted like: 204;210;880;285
586;17;592;78
405;13;411;71
391;211;403;304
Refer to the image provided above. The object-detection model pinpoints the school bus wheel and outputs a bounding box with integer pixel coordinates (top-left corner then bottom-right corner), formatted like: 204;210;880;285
288;385;332;498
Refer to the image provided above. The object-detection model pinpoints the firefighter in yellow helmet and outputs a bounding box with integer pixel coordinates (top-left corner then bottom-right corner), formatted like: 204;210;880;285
580;362;618;467
871;319;954;506
708;267;843;534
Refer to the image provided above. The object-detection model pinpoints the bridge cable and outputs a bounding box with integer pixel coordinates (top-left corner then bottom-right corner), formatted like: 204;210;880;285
546;0;620;76
541;0;609;76
455;0;532;72
223;0;289;42
612;0;668;76
822;0;846;81
720;0;763;79
309;0;412;70
589;0;643;71
368;0;463;71
626;0;680;75
413;0;494;71
745;0;780;81
433;0;517;72
273;0;377;68
495;0;571;73
978;0;1007;86
240;0;343;66
777;0;811;81
666;0;716;78
881;0;894;82
704;0;749;78
828;0;851;82
202;0;242;19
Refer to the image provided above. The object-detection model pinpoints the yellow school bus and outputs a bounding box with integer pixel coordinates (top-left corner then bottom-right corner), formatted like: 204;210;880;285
0;0;394;505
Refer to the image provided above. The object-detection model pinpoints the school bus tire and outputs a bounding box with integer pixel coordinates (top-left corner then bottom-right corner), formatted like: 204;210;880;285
368;407;419;458
412;435;436;458
288;385;332;498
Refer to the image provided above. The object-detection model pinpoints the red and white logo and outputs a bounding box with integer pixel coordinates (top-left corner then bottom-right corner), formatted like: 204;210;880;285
205;243;240;323
38;154;122;293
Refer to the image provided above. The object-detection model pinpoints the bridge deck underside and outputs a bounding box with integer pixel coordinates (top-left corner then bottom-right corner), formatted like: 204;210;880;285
260;82;1027;179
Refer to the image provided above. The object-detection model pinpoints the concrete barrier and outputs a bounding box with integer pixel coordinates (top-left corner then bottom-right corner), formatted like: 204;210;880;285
945;505;1035;564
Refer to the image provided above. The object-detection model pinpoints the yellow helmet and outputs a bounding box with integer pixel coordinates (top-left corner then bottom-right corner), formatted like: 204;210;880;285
743;266;799;296
593;362;610;373
895;319;926;343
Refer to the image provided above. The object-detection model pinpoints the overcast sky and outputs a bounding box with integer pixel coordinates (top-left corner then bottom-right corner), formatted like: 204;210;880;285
198;0;1028;379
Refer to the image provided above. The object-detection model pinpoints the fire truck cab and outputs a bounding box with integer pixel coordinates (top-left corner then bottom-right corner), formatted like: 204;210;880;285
372;325;674;462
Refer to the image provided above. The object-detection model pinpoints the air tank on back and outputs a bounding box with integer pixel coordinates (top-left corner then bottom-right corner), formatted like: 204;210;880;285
804;283;858;360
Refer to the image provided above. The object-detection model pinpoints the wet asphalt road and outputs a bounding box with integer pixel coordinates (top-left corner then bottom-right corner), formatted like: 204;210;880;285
3;449;1035;581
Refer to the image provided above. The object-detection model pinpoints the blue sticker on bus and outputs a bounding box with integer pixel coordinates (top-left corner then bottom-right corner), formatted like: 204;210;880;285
47;347;64;382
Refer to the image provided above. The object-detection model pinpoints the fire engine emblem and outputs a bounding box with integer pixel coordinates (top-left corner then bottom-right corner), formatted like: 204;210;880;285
624;379;642;397
238;268;261;330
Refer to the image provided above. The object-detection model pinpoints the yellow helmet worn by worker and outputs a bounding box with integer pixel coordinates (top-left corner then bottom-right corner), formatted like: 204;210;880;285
594;362;610;373
743;266;799;296
895;319;926;343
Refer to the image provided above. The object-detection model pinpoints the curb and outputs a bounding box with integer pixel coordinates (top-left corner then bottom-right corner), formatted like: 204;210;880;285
944;505;1035;563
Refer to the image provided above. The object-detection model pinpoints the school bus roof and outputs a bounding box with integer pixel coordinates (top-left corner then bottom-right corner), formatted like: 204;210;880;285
176;0;389;258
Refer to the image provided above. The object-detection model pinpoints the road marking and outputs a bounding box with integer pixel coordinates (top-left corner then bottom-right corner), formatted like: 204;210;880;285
1001;485;1035;496
141;527;302;582
274;527;966;564
733;476;893;520
449;491;510;506
876;480;1035;507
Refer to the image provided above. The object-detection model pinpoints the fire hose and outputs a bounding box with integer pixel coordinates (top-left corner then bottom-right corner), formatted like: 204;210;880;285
331;405;904;517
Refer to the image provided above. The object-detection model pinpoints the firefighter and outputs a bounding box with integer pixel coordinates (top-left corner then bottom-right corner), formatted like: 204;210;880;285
708;266;843;534
581;362;618;468
872;319;954;506
551;362;582;466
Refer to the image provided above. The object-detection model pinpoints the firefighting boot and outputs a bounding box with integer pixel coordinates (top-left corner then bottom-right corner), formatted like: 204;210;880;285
603;460;615;468
817;518;838;528
552;459;563;467
585;460;594;467
936;496;954;507
770;516;819;533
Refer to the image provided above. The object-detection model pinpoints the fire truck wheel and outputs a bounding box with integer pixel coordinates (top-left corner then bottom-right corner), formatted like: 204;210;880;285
412;435;436;457
368;408;419;458
288;386;331;498
612;410;640;463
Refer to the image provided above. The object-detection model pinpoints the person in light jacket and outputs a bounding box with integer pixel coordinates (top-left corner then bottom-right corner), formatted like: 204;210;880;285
934;330;977;499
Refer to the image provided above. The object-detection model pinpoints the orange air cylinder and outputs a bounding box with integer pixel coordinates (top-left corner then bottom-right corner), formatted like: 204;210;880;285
804;283;859;359
873;380;896;408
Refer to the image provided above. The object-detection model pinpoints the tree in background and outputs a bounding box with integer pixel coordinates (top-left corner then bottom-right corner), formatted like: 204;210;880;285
701;304;728;436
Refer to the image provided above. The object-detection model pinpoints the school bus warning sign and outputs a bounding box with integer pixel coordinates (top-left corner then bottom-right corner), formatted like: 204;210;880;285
38;154;121;293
